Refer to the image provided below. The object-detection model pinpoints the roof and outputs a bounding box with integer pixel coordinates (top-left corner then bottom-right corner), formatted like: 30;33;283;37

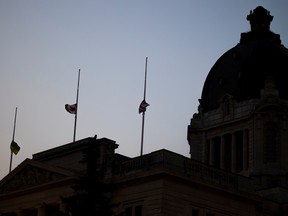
200;6;288;113
0;159;77;197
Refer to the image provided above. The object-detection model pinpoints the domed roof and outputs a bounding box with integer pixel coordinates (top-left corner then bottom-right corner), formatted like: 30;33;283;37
200;6;288;113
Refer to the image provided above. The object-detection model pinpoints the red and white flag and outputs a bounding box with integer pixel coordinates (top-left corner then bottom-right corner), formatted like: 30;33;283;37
65;104;77;114
138;100;149;113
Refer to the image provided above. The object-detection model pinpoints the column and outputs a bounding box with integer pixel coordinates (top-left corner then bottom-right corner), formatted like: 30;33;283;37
220;135;225;170
243;129;248;170
209;139;214;166
231;132;236;173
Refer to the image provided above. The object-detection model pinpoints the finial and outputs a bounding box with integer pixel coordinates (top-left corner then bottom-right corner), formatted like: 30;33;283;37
247;6;273;31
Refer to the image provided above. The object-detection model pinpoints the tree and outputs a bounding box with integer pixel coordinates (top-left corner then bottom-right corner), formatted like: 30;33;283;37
61;139;115;216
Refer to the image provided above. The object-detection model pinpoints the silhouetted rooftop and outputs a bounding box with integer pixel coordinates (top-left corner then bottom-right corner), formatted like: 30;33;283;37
200;6;288;113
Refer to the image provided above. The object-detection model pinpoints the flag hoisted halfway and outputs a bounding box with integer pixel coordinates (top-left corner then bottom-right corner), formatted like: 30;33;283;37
139;57;149;156
65;69;81;142
65;103;77;114
139;100;149;113
9;107;20;173
10;141;20;155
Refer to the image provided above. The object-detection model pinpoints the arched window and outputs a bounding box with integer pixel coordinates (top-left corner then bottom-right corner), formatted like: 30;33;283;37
222;95;233;117
224;100;231;115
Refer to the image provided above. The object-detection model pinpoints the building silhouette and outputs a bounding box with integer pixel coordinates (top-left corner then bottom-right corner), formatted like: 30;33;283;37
1;6;288;216
188;5;288;204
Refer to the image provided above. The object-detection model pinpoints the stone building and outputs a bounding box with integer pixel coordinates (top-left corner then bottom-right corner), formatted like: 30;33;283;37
187;5;288;213
1;6;288;216
0;137;265;216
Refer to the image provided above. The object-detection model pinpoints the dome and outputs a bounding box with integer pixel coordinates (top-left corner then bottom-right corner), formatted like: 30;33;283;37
200;6;288;113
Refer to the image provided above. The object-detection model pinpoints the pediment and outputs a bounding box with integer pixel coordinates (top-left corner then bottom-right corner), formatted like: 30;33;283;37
0;159;76;195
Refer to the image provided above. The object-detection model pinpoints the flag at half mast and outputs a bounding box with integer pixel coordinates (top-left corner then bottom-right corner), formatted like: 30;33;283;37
65;104;77;114
139;100;149;113
10;141;20;155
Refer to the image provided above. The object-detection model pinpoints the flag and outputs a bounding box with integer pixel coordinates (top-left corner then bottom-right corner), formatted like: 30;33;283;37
139;100;149;113
65;104;77;114
10;141;20;155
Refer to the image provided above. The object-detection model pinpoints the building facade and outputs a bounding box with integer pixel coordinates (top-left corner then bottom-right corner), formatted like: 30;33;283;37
188;5;288;212
1;6;288;216
0;137;267;216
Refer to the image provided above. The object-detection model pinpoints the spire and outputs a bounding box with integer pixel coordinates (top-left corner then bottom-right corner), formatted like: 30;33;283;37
247;6;273;31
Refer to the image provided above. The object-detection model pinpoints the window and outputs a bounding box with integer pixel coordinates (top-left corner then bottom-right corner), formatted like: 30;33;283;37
47;204;61;216
206;140;210;164
222;95;233;118
192;208;199;216
223;134;232;171
213;137;221;169
225;101;231;115
235;131;243;172
135;205;142;216
22;209;37;216
125;207;133;216
123;204;143;216
265;125;278;163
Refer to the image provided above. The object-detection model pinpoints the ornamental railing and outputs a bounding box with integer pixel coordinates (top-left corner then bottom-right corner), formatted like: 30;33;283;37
116;149;252;193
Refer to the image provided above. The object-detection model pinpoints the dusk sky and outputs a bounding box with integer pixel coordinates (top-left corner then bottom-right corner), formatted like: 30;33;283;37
1;1;288;179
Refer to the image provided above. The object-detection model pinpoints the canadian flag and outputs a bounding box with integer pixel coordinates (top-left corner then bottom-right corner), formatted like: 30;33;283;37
65;104;77;114
138;100;149;113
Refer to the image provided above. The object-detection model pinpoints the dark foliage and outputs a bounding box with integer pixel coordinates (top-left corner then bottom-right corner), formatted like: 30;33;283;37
61;141;115;216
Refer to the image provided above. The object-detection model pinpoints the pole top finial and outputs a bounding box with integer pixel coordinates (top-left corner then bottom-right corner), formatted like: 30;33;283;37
247;6;273;31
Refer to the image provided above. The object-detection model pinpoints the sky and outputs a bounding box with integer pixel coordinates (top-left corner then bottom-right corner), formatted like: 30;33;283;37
0;1;288;180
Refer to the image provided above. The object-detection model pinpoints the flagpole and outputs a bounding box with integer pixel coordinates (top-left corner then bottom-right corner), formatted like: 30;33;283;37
9;107;18;173
140;57;148;156
73;69;80;142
